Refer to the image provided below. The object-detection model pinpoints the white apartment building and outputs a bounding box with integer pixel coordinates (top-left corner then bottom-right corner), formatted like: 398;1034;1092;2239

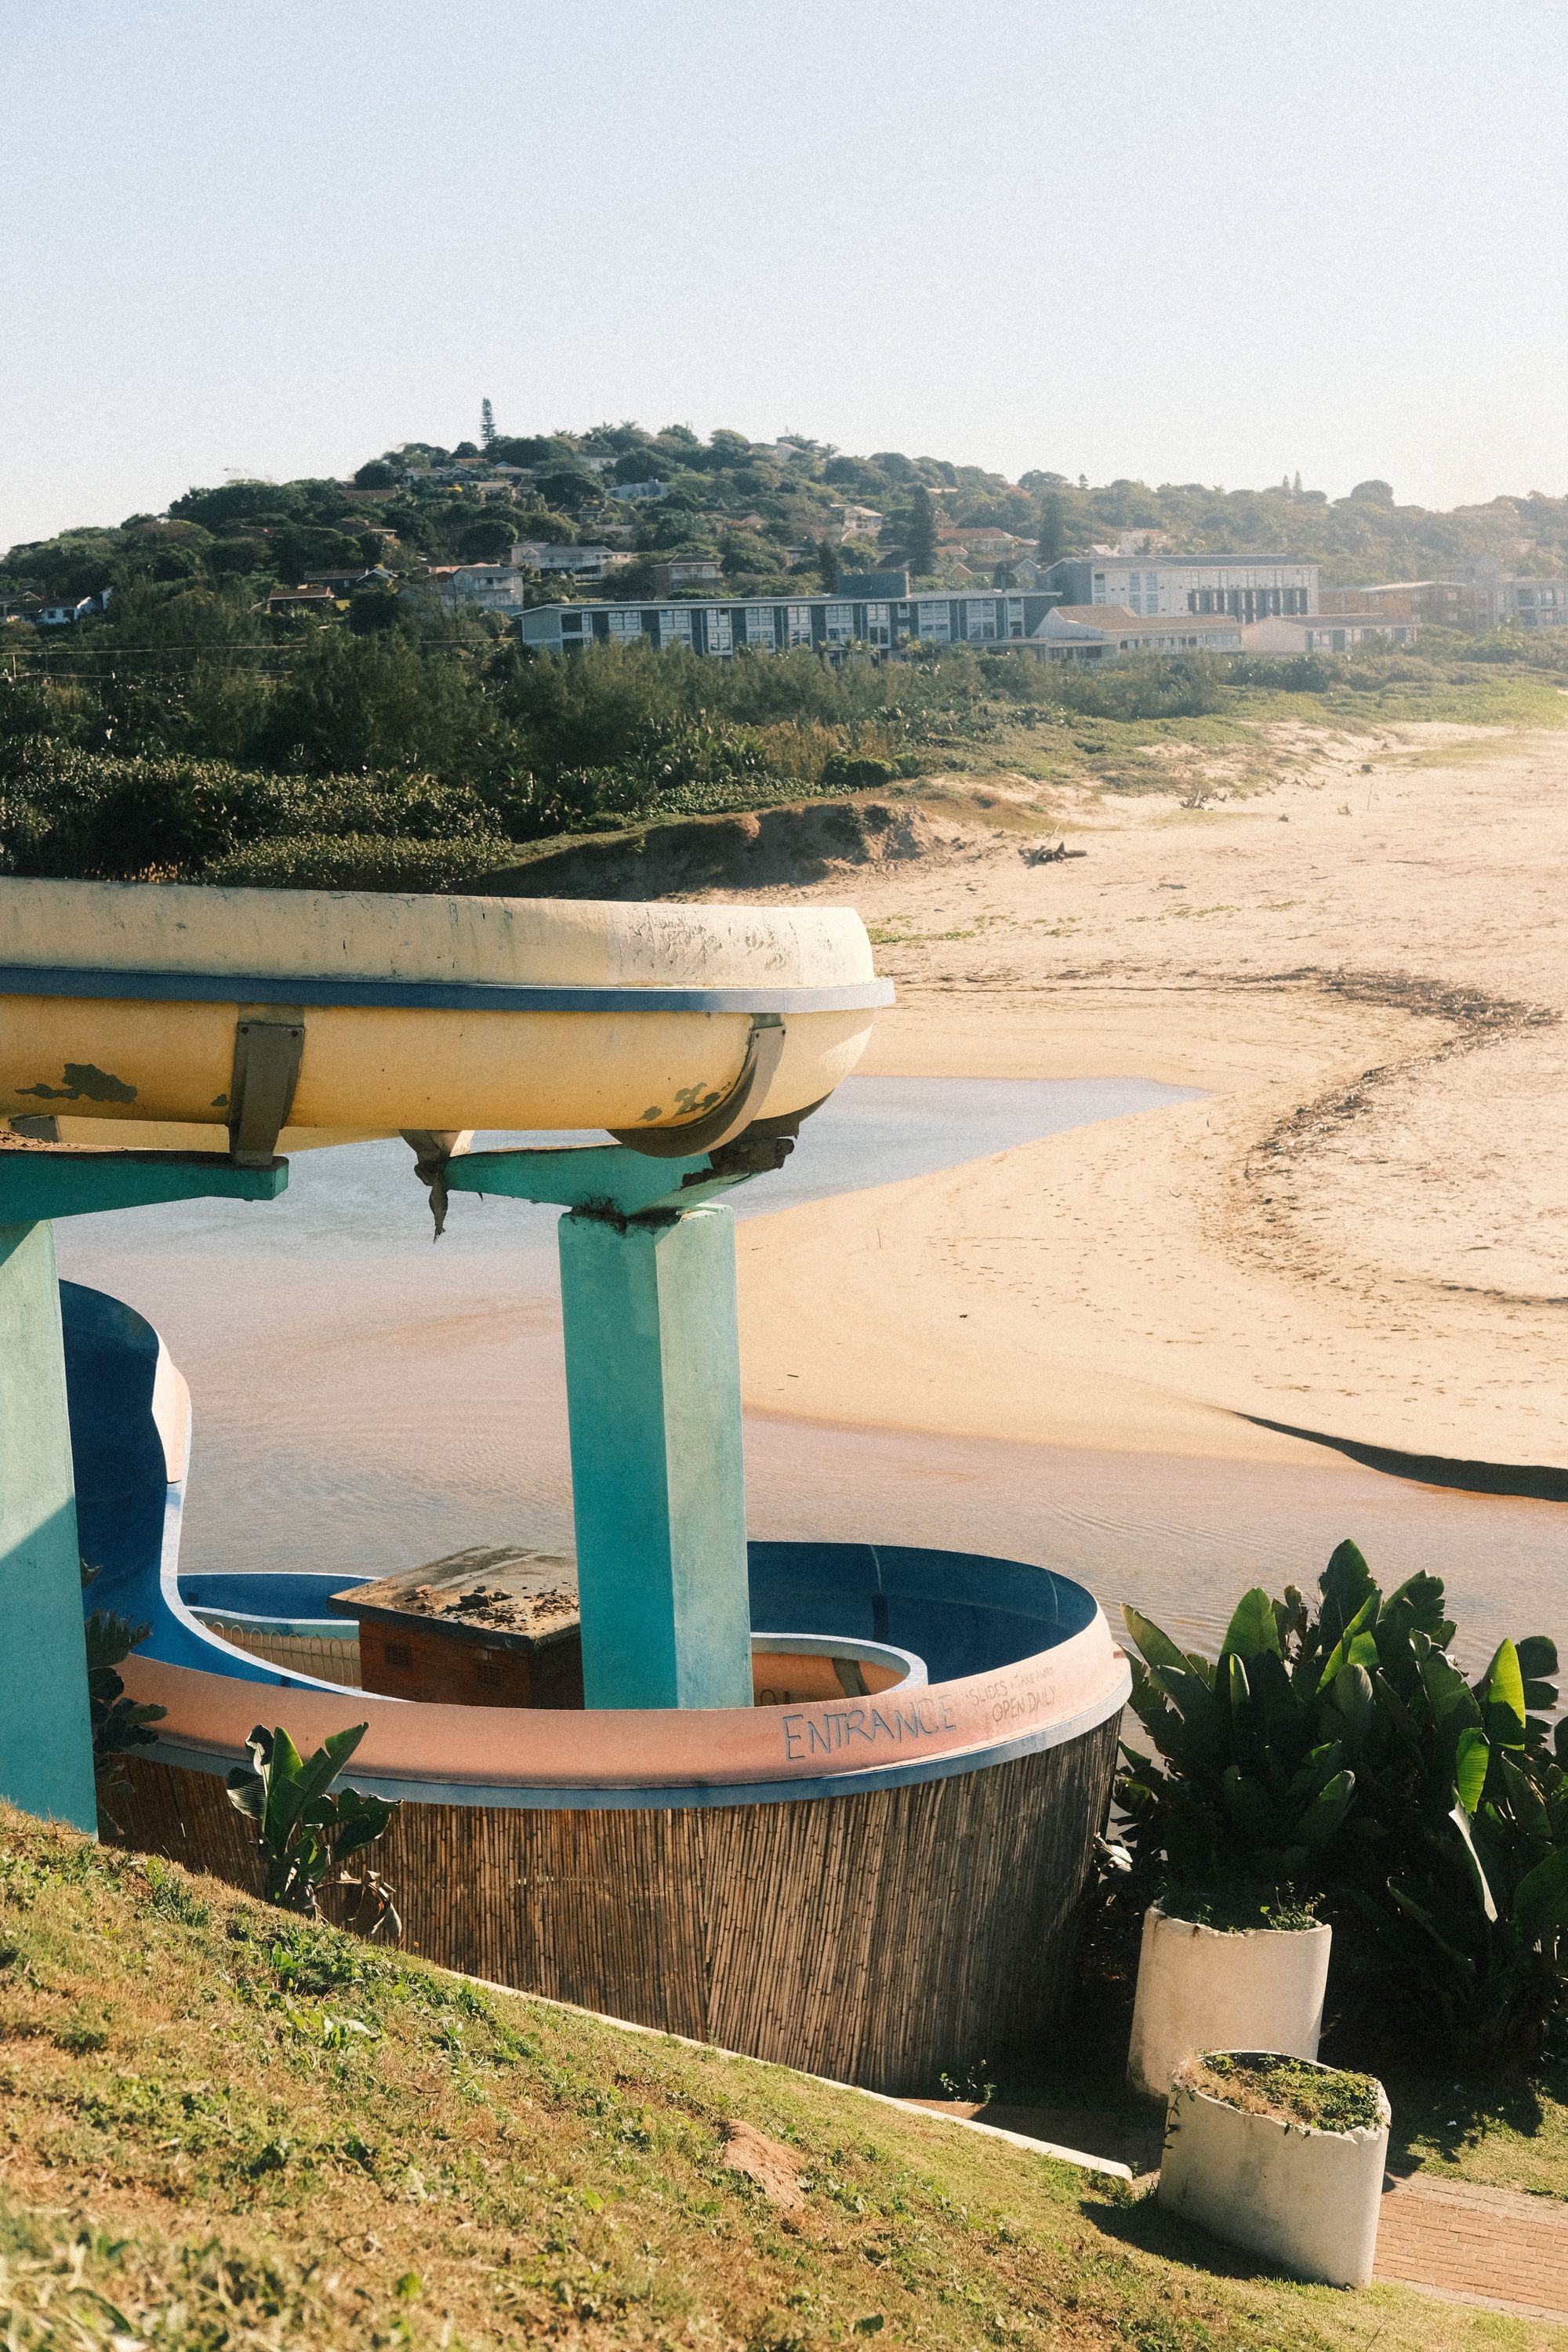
1044;554;1318;620
518;587;1199;663
523;586;1072;658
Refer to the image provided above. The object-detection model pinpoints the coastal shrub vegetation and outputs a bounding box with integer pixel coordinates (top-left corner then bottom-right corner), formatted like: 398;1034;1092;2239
1111;1541;1568;2062
3;626;1561;889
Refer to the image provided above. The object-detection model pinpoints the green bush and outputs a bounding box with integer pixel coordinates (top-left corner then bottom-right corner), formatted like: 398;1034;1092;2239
201;833;511;893
0;746;291;878
79;1560;165;1819
1112;1541;1568;2061
0;745;506;883
821;752;901;787
1047;652;1227;720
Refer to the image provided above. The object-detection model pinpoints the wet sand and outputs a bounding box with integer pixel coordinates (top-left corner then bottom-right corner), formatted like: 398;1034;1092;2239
732;720;1568;1484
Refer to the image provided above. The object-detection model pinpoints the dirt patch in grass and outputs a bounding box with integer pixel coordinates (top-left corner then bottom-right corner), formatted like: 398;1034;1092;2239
720;2120;808;2212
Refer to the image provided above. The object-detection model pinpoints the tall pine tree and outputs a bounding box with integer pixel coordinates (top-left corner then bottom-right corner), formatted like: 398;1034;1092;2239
906;485;937;578
1035;491;1066;567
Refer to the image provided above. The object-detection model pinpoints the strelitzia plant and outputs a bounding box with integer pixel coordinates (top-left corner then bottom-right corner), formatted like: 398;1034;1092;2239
1112;1539;1568;2056
226;1722;401;1936
1347;1620;1568;2059
1116;1548;1379;1915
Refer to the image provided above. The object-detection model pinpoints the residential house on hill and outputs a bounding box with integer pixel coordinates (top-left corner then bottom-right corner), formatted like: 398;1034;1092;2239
938;527;1036;568
415;564;532;614
36;596;107;626
825;503;884;545
510;540;630;582
266;583;338;613
302;566;394;597
651;558;724;593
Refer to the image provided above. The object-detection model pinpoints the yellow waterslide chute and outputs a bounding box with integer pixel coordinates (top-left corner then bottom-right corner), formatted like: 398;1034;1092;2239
0;878;891;1157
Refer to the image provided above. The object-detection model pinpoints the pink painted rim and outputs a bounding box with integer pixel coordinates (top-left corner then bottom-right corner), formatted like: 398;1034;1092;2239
122;1613;1127;1797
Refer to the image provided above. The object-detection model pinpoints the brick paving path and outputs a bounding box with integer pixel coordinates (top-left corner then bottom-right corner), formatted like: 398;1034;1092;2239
1374;2172;1568;2322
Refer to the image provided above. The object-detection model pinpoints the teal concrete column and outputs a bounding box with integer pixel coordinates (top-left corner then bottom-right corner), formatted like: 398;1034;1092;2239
0;1146;285;1831
558;1204;753;1711
0;1221;97;1832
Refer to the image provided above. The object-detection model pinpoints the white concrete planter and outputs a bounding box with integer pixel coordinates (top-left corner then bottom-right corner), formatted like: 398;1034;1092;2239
1127;1902;1330;2100
1158;2059;1389;2287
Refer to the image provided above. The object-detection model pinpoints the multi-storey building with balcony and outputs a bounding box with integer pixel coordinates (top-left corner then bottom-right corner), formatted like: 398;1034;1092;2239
1042;554;1318;620
1323;572;1568;631
521;586;1077;658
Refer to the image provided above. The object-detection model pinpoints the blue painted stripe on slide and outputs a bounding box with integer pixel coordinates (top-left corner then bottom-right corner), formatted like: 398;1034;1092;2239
0;966;893;1015
151;1670;1132;1813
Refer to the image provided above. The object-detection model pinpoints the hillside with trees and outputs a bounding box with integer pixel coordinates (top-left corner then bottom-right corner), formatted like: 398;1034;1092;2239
9;423;1568;615
5;421;1568;891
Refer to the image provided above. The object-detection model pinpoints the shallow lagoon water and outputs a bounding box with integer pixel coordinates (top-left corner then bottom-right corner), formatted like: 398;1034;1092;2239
55;1074;1566;1673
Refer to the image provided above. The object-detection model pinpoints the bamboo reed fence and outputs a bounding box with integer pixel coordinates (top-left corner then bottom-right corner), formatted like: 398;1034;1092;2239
111;1718;1116;2093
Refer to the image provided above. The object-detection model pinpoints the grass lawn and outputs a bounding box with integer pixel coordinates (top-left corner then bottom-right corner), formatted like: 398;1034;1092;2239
1383;2061;1568;2201
2;1811;1566;2350
1231;668;1568;731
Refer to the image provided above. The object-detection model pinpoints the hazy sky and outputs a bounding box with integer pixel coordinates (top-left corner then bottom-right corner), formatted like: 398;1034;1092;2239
5;1;1566;546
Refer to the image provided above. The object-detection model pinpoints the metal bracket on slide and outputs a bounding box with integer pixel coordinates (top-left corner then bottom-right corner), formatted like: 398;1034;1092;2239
610;1012;786;1159
400;1013;799;1235
227;1018;304;1167
401;1127;475;1238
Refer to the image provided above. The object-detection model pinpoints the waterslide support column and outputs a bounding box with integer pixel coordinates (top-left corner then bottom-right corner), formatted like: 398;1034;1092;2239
0;1149;289;1831
557;1203;753;1711
0;1219;97;1831
443;1142;777;1711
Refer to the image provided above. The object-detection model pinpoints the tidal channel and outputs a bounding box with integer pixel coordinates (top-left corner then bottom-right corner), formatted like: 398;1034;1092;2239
56;1076;1566;1672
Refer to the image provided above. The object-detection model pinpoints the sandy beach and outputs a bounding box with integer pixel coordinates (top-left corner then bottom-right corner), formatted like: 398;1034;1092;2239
731;721;1568;1483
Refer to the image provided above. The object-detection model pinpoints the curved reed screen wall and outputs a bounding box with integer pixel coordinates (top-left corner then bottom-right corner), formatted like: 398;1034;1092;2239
109;1543;1128;2093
